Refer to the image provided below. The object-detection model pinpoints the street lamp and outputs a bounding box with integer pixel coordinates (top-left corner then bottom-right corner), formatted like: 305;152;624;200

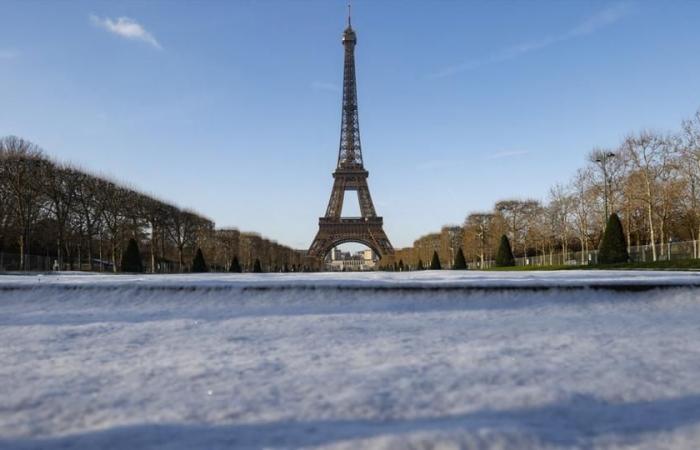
593;150;616;222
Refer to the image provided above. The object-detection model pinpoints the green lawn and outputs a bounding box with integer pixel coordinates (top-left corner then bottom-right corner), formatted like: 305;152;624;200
485;258;700;271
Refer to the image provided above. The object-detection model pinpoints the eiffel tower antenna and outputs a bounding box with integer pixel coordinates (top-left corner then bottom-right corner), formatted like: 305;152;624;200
347;0;352;27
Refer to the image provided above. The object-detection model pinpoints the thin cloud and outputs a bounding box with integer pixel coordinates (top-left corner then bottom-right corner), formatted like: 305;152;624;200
431;2;631;78
311;81;340;92
416;159;454;170
485;150;530;160
0;49;19;59
90;15;162;50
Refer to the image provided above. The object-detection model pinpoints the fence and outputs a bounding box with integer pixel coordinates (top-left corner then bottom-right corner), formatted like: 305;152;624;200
0;253;54;272
0;252;182;273
469;239;700;269
0;252;288;273
4;241;700;273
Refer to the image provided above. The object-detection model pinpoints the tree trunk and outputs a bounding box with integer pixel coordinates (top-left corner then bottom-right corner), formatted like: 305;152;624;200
112;242;117;273
645;178;657;261
647;203;657;261
87;238;93;271
57;237;62;269
659;222;666;261
160;229;166;273
19;234;25;270
64;241;72;270
626;202;632;253
150;225;156;274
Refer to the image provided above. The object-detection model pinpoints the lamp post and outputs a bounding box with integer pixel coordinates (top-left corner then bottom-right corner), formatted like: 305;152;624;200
593;150;616;222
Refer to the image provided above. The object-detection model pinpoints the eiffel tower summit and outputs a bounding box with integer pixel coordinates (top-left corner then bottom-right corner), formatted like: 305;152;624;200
308;7;394;263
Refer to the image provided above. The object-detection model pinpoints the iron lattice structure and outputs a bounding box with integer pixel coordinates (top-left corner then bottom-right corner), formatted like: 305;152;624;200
308;17;394;261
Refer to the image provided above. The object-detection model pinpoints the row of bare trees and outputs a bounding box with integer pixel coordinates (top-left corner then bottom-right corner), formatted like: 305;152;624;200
395;109;700;268
0;136;304;272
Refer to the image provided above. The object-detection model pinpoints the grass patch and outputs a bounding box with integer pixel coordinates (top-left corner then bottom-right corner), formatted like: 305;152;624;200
485;259;700;271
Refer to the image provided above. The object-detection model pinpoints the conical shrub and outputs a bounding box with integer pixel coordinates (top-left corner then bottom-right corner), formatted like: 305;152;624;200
192;248;208;273
430;251;442;270
120;238;143;273
495;235;515;267
253;258;263;273
598;213;629;264
229;256;242;273
453;247;467;270
416;259;424;270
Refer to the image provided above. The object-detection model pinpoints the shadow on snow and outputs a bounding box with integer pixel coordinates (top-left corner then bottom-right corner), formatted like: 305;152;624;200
4;394;700;449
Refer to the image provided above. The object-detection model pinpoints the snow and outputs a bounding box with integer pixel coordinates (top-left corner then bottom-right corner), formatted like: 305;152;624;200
2;271;700;449
3;269;700;289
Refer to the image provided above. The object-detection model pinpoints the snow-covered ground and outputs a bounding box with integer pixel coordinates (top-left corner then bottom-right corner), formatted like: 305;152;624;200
3;269;700;289
2;271;700;449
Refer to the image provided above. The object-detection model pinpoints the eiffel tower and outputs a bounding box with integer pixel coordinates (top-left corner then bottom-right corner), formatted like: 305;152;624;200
308;8;394;263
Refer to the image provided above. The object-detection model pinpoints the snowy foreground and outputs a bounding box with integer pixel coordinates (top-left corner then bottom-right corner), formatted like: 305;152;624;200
2;271;700;449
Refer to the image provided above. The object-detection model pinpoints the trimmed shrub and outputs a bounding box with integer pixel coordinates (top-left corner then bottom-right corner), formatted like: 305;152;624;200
191;248;208;273
495;235;515;267
598;213;629;264
416;259;424;270
430;251;442;270
453;247;467;270
120;238;143;273
253;258;263;273
229;256;242;273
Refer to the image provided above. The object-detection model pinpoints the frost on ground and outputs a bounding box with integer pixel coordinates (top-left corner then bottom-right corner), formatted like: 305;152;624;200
2;271;700;449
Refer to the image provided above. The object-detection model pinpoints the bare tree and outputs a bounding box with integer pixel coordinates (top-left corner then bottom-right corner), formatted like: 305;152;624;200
0;137;50;269
73;172;104;270
96;181;130;272
622;131;676;261
570;168;597;263
165;208;206;271
680;110;700;255
0;157;12;258
548;183;575;262
439;225;463;268
139;196;170;273
44;164;81;268
215;228;241;271
464;213;495;268
495;199;540;257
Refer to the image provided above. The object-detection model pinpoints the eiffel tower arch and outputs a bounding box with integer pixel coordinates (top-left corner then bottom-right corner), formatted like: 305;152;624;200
308;11;394;265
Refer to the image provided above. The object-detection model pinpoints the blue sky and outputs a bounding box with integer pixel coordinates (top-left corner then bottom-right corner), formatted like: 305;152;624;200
2;1;700;249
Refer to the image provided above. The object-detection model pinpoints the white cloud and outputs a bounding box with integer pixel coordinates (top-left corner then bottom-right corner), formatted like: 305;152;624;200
431;2;631;78
485;150;530;160
0;49;19;59
311;81;340;92
90;15;162;50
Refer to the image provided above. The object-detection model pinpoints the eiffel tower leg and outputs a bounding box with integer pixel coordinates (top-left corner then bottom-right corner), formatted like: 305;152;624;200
357;181;377;218
308;218;394;259
324;178;346;218
308;228;331;258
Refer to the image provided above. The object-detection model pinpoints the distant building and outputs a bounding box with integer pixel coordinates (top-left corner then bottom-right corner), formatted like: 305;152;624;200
325;248;378;271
